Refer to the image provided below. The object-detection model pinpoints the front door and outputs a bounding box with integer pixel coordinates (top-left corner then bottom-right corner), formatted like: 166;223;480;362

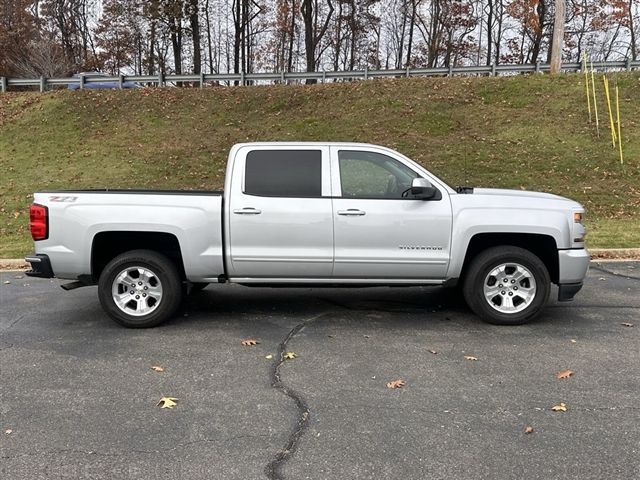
226;146;334;279
331;147;451;279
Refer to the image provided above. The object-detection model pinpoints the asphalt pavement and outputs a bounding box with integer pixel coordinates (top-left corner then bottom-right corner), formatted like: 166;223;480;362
1;262;639;480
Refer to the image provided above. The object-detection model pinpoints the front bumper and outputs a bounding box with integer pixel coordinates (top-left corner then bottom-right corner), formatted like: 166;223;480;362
557;248;589;302
558;248;590;283
25;254;55;278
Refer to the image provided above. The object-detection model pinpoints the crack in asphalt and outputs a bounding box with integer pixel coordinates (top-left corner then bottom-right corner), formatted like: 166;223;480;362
264;312;331;480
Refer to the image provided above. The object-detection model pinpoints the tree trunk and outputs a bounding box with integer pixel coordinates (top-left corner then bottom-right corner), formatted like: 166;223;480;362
406;0;417;67
629;0;637;61
486;0;494;66
530;0;546;64
188;0;201;74
549;0;565;74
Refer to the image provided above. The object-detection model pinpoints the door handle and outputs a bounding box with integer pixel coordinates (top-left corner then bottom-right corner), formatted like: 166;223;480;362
233;207;262;215
337;209;366;216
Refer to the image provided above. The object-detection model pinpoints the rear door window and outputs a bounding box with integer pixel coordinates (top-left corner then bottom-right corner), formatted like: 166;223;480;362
244;150;322;197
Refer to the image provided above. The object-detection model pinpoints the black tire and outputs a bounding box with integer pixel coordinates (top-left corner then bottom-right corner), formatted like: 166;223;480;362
462;246;550;325
98;249;183;328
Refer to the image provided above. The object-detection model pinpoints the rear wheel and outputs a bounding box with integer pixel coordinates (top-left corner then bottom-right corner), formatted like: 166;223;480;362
463;246;550;325
98;250;183;328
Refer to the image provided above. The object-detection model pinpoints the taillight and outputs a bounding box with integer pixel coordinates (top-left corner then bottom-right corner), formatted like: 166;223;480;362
29;204;48;241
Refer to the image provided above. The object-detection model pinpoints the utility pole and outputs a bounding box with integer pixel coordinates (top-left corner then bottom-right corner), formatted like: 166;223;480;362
550;0;566;74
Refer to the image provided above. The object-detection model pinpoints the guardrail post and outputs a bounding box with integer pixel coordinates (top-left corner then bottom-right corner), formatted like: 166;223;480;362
406;66;410;78
535;60;541;73
491;63;497;76
281;71;285;84
240;70;245;86
118;74;124;89
40;76;46;92
626;58;631;71
448;64;453;77
199;72;205;88
158;72;164;87
322;70;326;83
79;74;85;90
364;66;368;81
1;77;6;93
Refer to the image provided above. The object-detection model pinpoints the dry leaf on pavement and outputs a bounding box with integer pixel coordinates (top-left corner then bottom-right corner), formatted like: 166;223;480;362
151;366;164;372
157;397;179;409
524;426;534;434
241;339;259;346
4;429;12;435
551;403;567;412
265;354;273;359
621;323;634;327
464;355;478;361
386;379;406;389
429;349;438;355
556;369;573;380
283;352;296;359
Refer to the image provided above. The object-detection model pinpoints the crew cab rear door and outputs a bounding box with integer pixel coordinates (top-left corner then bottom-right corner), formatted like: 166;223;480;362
330;146;452;280
226;146;334;278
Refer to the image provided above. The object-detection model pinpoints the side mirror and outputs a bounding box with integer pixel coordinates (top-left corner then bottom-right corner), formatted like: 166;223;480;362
411;178;437;199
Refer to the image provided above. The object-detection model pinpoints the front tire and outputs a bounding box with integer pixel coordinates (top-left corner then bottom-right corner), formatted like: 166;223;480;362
98;250;183;328
463;246;550;325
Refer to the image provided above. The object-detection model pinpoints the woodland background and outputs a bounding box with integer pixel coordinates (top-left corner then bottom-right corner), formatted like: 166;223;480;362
0;1;638;79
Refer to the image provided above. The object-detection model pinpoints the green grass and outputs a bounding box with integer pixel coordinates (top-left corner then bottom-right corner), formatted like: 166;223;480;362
1;73;639;257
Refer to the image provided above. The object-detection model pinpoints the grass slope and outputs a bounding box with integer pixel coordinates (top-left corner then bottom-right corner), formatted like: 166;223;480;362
1;74;639;257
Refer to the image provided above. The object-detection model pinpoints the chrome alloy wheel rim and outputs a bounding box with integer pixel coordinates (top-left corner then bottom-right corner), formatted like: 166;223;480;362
111;266;163;316
483;263;536;314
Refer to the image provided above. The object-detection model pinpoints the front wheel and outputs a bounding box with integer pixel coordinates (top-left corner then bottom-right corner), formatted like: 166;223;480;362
463;246;550;325
98;250;183;328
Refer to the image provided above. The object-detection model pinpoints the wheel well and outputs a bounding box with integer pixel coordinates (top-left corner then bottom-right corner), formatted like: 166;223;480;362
461;233;559;284
91;231;185;282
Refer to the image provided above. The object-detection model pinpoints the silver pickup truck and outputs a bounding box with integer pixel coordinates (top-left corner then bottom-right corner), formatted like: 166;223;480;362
25;142;589;328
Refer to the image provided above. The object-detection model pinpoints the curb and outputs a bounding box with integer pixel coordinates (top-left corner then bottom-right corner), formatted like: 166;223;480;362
2;249;639;272
589;248;640;260
0;259;29;271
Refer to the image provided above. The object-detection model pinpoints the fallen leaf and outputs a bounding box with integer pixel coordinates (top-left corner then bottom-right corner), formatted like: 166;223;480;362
157;396;179;409
283;352;296;360
570;339;577;343
464;355;478;361
3;281;10;284
429;349;438;355
241;339;259;346
551;402;568;412
621;323;634;327
4;429;12;435
151;366;164;372
386;379;406;389
265;354;273;360
524;426;534;434
556;369;573;380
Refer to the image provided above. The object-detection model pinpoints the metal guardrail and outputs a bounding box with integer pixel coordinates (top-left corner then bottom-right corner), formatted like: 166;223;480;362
1;60;639;92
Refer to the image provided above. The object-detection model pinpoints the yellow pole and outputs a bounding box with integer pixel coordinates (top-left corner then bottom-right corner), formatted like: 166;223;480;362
583;54;591;122
603;76;616;147
615;83;623;165
590;61;599;137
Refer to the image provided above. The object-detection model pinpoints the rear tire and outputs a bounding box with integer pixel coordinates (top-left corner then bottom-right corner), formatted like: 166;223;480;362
462;246;550;325
98;249;183;328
